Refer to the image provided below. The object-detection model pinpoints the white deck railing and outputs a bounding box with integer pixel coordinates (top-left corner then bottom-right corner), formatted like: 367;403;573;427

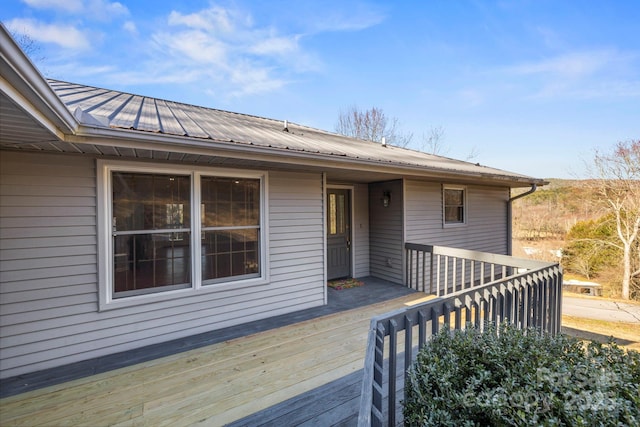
359;244;563;426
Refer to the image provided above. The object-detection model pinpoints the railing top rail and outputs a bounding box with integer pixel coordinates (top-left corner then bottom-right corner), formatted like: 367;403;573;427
405;242;555;270
371;262;560;330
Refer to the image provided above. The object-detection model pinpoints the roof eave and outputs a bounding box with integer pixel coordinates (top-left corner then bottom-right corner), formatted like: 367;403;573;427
70;124;545;187
0;24;78;137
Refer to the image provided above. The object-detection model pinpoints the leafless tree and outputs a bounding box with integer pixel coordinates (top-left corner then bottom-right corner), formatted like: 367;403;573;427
335;106;413;147
10;30;45;64
420;126;447;155
586;140;640;299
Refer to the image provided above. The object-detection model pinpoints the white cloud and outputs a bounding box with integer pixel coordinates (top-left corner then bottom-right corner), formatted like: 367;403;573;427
152;30;228;64
48;62;116;78
228;62;287;96
168;7;236;32
10;2;376;99
103;68;204;86
508;50;631;78
6;18;90;50
250;34;299;56
22;0;83;12
21;0;129;19
87;0;129;19
147;5;311;97
504;49;640;100
310;7;385;32
269;1;385;34
123;20;137;34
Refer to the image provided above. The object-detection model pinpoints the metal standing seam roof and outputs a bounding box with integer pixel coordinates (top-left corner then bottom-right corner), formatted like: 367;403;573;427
47;79;540;183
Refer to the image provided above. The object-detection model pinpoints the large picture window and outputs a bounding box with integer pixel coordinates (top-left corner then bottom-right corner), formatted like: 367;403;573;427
100;162;265;305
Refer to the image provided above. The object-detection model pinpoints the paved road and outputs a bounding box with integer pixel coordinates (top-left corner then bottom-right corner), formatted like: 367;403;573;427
563;295;640;323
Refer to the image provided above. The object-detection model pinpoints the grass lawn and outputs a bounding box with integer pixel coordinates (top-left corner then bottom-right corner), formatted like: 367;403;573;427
562;315;640;351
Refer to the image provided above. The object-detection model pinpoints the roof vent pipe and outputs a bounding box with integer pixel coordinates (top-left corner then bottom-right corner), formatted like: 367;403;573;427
381;137;386;146
283;120;289;132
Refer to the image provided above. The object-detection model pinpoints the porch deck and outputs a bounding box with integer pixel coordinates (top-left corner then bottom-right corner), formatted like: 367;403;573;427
0;279;421;426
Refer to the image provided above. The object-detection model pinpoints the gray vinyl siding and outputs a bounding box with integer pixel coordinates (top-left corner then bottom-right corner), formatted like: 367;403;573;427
369;180;404;284
404;180;509;254
0;151;325;379
353;183;369;278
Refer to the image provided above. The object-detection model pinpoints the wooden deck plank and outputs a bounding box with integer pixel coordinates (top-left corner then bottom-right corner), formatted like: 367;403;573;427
0;293;422;427
2;325;365;425
1;299;391;417
228;370;363;427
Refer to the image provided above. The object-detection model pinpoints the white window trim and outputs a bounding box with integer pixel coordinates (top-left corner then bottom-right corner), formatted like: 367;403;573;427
442;184;467;228
97;160;269;311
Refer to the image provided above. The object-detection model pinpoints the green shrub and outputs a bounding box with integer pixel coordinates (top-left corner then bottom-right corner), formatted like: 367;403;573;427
404;324;640;426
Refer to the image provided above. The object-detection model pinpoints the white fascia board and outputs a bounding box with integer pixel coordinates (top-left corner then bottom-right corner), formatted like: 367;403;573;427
0;76;66;140
0;24;78;136
70;124;544;188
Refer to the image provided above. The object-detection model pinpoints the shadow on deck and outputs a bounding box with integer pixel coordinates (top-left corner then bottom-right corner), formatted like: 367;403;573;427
0;277;419;426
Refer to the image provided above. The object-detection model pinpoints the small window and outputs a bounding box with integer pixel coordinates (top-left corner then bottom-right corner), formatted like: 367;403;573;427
443;186;466;225
328;193;346;235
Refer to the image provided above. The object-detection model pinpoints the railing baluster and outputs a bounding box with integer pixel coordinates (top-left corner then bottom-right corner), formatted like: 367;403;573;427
461;259;466;290
452;257;457;292
420;249;426;292
497;290;504;323
473;297;481;328
505;284;512;323
470;260;475;288
454;304;462;330
540;272;549;333
431;306;440;336
465;305;471;328
436;254;441;297
418;310;427;349
443;256;449;296
526;275;534;329
372;323;386;426
429;250;434;294
556;268;563;335
404;315;413;407
443;303;452;329
490;292;498;325
512;284;519;326
388;320;398;427
407;249;413;290
548;270;557;334
532;278;540;329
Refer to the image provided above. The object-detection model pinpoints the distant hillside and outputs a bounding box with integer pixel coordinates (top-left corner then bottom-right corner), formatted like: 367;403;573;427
512;180;600;240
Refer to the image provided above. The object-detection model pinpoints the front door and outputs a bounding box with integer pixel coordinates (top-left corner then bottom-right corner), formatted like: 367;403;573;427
327;189;351;280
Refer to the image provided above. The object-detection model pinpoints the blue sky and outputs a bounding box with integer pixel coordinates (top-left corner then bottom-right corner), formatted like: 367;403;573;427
3;1;639;179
